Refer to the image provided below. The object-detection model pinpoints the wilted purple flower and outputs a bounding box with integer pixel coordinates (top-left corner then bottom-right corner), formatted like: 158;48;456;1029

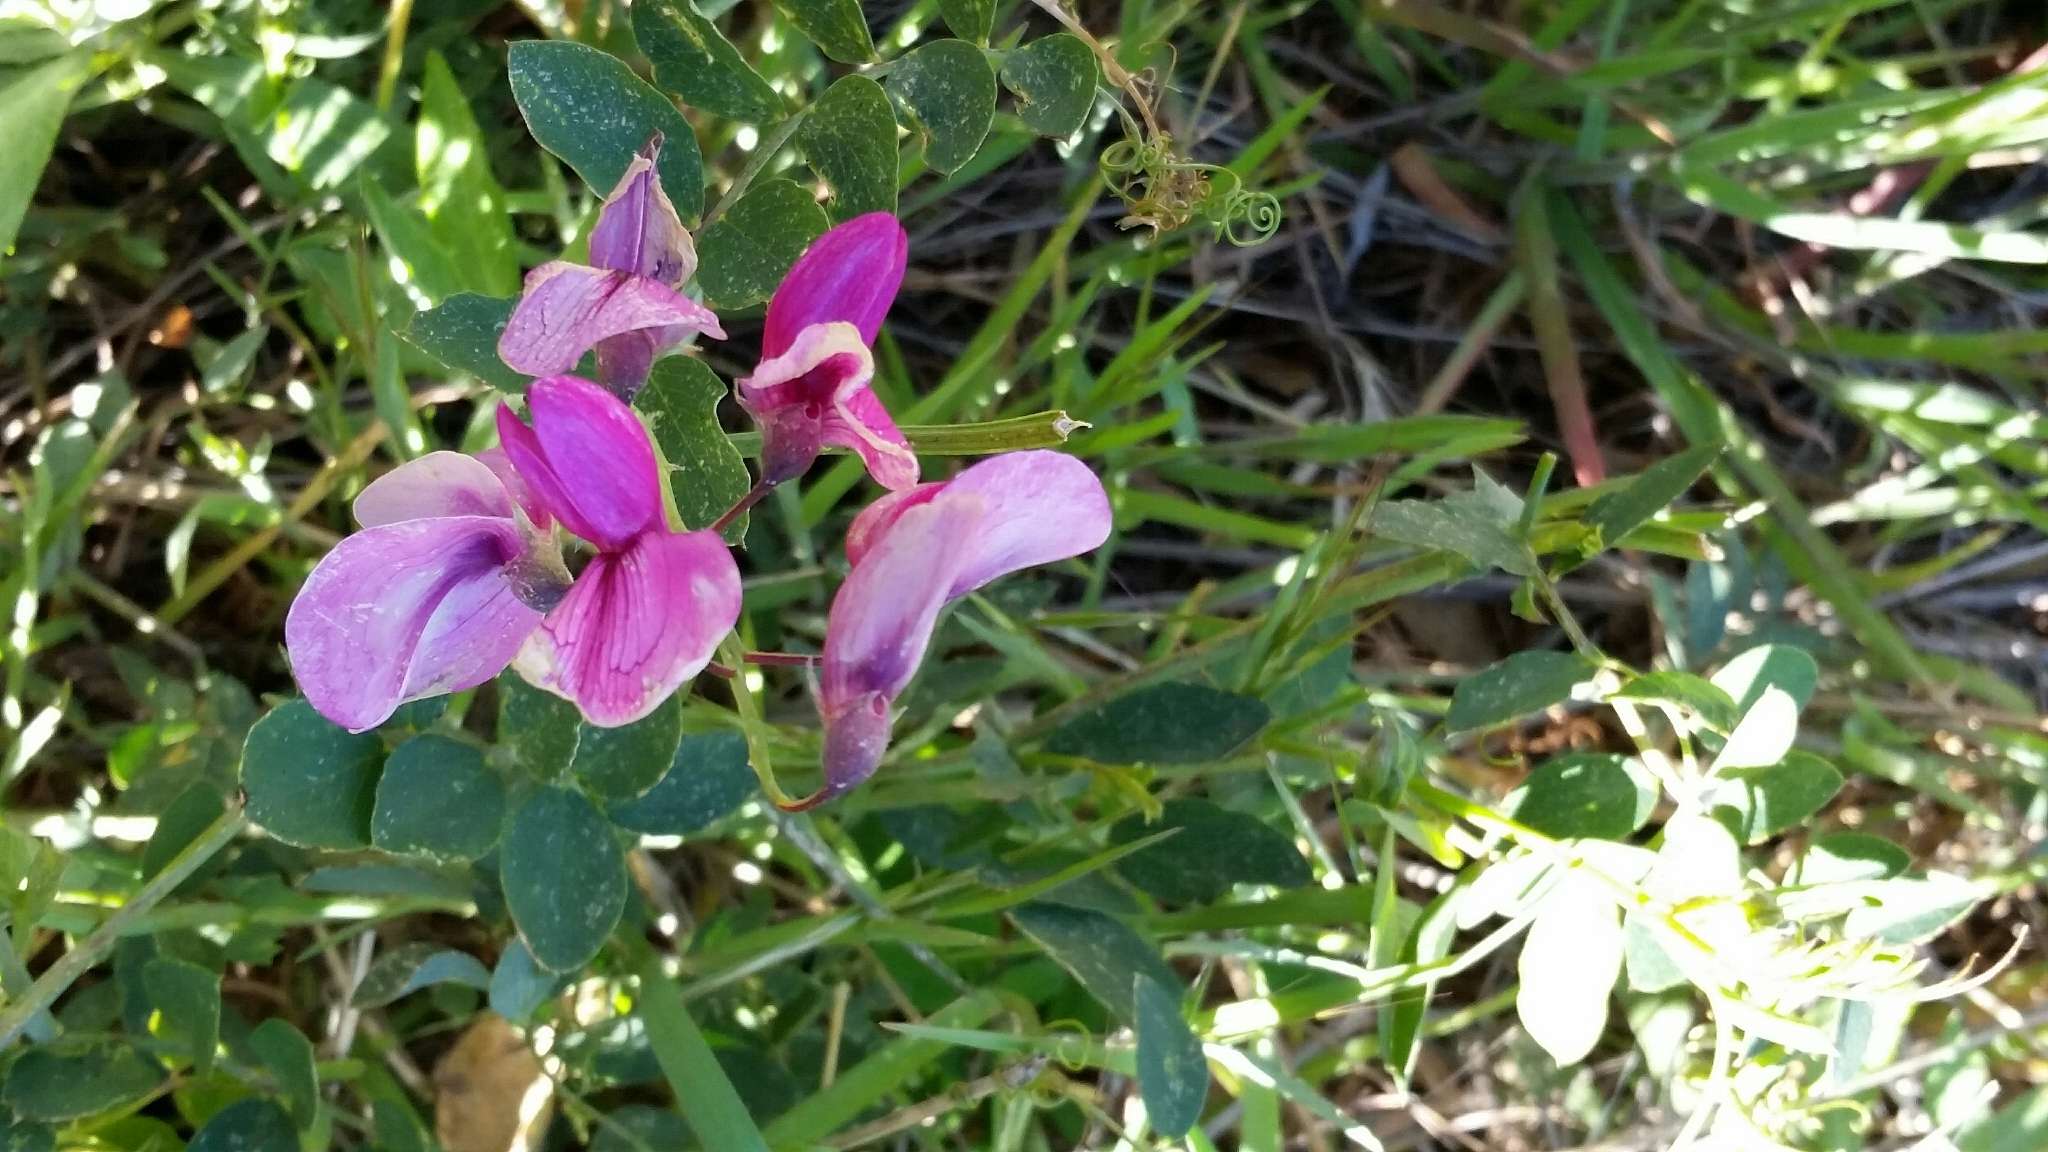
810;451;1111;802
287;376;741;731
499;135;725;399
738;212;917;491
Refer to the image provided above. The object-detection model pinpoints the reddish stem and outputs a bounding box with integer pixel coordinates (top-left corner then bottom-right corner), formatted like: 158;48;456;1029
710;478;775;535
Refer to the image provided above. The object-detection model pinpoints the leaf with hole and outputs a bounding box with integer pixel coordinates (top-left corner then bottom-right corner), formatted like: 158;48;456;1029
796;75;898;220
696;177;830;310
509;40;705;220
635;0;780;122
503;786;628;972
604;731;757;836
1512;753;1655;841
635;357;753;542
1108;798;1310;905
404;293;526;393
242;698;382;850
888;40;996;174
1447;650;1600;732
1044;681;1270;765
353;942;492;1009
373;734;505;861
999;35;1098;137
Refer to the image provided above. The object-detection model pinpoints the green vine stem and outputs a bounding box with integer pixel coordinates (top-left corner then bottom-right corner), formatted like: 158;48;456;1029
725;409;1085;459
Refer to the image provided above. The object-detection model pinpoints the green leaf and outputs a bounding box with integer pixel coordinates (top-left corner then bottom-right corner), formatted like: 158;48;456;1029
1585;444;1721;552
3;1044;162;1121
594;1108;691;1152
1609;670;1738;732
1961;1086;2048;1152
1795;832;1908;884
248;1018;319;1130
352;942;492;1008
999;35;1098;137
489;941;564;1024
1372;477;1536;577
1446;650;1600;733
418;51;520;297
363;175;467;304
142;958;220;1076
937;0;995;43
887;40;996;175
1108;798;1311;905
573;696;685;801
1383;883;1463;1085
242;699;382;850
635;953;772;1152
188;1099;298;1152
141;782;227;884
769;0;874;63
1512;752;1655;841
1134;977;1207;1137
157;53;389;193
1517;869;1621;1065
765;992;1003;1148
1708;750;1843;844
404;293;526;393
1709;644;1819;770
1044;682;1270;765
503;786;628;972
1009;902;1177;1024
635;357;753;541
635;0;780;122
796;75;898;221
509;40;705;220
498;675;583;781
372;734;506;861
604;731;757;836
695;177;829;309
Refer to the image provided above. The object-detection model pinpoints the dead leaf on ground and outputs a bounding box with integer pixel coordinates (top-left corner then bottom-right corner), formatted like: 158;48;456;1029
433;1013;554;1152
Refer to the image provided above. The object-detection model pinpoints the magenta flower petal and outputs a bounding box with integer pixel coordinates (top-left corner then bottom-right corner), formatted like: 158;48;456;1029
474;446;553;531
496;375;664;550
816;450;1112;797
286;517;541;732
514;529;742;727
588;136;697;285
763;213;907;358
353;451;515;527
739;321;919;490
497;261;724;384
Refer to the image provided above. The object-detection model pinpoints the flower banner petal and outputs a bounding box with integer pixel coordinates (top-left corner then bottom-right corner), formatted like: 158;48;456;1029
286;517;538;732
515;529;742;727
762;212;906;358
589;135;698;284
936;450;1111;597
353;451;515;528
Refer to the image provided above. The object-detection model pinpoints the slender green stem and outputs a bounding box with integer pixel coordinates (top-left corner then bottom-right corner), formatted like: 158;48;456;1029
0;803;248;1047
725;411;1085;459
703;108;810;227
375;0;416;113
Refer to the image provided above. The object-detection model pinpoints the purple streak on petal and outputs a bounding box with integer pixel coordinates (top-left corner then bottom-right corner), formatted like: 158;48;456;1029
740;321;916;489
497;375;664;550
763;213;907;358
514;529;741;727
498;262;724;382
353;451;514;527
589;136;697;285
932;451;1112;597
475;446;552;531
285;517;539;732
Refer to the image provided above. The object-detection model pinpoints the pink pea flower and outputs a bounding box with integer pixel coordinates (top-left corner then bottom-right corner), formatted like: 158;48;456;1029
499;134;725;399
737;213;918;491
286;375;741;731
810;451;1112;803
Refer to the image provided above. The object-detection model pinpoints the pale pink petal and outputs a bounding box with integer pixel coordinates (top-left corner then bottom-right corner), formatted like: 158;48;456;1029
933;450;1112;597
353;451;514;527
819;495;982;795
589;136;697;285
497;375;663;550
739;321;917;490
498;262;724;384
514;529;742;727
285;517;540;732
763;213;906;358
844;482;942;568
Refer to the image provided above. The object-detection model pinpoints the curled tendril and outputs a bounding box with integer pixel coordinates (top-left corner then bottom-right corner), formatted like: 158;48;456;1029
1095;108;1283;246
